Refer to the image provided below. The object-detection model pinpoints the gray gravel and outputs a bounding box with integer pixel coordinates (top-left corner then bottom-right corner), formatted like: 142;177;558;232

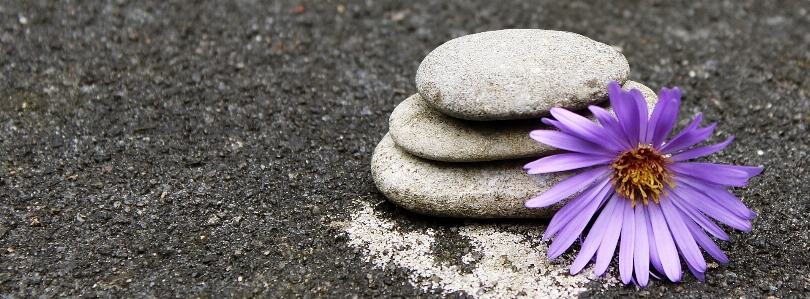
0;0;808;298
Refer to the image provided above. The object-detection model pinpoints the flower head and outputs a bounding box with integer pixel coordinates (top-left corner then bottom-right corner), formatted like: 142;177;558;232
524;81;762;286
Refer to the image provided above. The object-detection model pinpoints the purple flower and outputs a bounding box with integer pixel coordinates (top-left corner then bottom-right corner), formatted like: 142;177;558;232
524;81;762;286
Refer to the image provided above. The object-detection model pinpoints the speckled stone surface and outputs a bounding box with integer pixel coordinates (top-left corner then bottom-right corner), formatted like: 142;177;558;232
388;93;551;162
415;29;629;120
389;81;659;162
371;134;571;218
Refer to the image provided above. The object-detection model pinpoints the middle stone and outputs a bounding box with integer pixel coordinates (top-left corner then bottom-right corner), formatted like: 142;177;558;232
390;81;658;162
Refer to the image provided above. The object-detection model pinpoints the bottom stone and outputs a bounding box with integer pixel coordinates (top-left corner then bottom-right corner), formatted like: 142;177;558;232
371;134;574;218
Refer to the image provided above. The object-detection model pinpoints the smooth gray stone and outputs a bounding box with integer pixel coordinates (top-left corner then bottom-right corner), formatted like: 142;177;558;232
416;29;629;120
389;93;552;162
371;134;571;218
389;81;658;162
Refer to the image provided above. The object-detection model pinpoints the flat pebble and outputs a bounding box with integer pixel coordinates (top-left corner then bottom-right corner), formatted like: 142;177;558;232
371;134;571;218
389;81;658;162
389;93;552;162
416;29;629;120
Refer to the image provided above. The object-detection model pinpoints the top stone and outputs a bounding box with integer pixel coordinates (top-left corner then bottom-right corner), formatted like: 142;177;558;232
416;29;629;120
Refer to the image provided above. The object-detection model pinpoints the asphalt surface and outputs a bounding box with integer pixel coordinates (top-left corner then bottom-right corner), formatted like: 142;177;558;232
1;0;809;298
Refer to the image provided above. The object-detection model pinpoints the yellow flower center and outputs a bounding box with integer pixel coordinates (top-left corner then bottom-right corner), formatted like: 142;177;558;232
610;145;675;207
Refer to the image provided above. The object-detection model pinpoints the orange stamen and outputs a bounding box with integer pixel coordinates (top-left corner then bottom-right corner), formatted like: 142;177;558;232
610;145;675;206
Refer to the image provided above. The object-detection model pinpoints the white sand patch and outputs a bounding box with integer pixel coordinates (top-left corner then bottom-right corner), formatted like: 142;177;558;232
346;202;617;298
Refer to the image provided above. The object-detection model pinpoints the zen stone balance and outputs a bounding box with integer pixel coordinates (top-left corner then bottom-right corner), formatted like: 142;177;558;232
371;29;657;218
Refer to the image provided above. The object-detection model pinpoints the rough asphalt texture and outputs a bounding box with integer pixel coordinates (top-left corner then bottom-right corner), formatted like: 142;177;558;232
1;0;808;298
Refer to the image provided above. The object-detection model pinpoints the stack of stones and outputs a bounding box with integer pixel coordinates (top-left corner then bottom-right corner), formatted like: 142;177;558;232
371;29;658;218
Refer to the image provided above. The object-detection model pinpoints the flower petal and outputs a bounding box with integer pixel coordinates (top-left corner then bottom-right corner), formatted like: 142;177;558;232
670;136;734;161
548;108;626;151
660;196;707;273
619;197;635;284
646;87;681;147
529;130;618;156
659;123;716;154
642;89;669;145
594;195;624;276
645;205;665;275
629;89;650;143
669;162;760;187
524;153;613;175
681;212;729;263
685;260;706;281
648;202;682;282
544;177;611;240
700;182;758;219
673;179;752;231
654;112;701;152
570;194;619;275
609;82;641;146
547;178;614;259
526;166;610;208
633;204;650;287
677;176;757;219
589;105;633;149
739;166;765;177
668;190;729;240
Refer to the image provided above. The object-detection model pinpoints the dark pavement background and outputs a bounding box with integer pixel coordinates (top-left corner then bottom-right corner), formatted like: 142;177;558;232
1;0;808;298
